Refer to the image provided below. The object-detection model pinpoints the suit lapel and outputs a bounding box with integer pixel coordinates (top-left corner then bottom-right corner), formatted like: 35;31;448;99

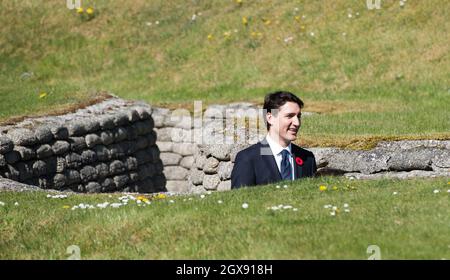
259;140;282;180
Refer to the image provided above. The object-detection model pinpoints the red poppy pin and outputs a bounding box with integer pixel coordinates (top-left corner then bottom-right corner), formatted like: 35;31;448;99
295;157;304;166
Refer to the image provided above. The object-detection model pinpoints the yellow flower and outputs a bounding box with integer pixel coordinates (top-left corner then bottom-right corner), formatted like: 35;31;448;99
86;7;94;15
332;186;338;191
63;205;70;209
447;182;450;185
76;7;84;14
235;0;243;5
263;19;271;25
319;185;327;192
39;92;48;99
295;15;301;22
223;31;231;38
156;193;166;199
207;34;214;40
242;16;248;26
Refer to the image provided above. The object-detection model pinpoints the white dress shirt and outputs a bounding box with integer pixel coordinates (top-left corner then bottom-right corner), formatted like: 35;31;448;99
265;135;294;180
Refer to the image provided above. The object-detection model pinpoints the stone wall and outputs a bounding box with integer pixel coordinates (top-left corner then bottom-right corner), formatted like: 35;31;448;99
189;141;450;191
0;98;165;193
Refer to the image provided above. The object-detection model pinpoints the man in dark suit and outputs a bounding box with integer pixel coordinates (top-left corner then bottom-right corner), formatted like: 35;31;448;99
231;91;317;188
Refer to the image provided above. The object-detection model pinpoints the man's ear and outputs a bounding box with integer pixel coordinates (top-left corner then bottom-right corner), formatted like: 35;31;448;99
266;112;273;126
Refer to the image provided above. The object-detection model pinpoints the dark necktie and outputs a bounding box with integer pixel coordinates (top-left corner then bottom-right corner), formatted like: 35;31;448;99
280;150;292;180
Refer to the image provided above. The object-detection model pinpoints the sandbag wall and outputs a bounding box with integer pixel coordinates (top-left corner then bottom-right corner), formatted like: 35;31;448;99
0;99;165;193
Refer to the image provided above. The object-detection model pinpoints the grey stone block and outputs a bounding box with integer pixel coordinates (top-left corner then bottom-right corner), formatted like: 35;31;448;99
218;161;233;180
135;107;151;120
113;174;129;189
111;127;127;143
52;141;70;155
7;128;37;146
156;141;172;152
163;166;188;180
85;133;102;148
180;156;195;169
114;113;130;126
65;169;81;185
99;115;115;130
100;131;114;145
127;109;140;123
189;168;204;185
35;127;53;143
80;165;98;183
100;178;116;192
69;137;87;152
0;136;14;154
67;122;87;137
50;126;69;140
53;173;67;189
203;157;220;174
160;152;182;166
93;145;110;161
172;143;197;156
125;157;138;171
110;160;126;175
109;143;126;159
166;180;189;192
32;160;48;177
15;146;35;161
36;144;53;159
96;162;110;179
81;149;97;165
203;174;220;190
65;153;83;169
154;127;172;141
84;119;100;133
86;182;102;193
217;180;231;192
195;154;207;170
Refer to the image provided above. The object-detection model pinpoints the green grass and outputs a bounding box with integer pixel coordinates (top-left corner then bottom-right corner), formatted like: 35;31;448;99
1;176;449;259
0;0;449;146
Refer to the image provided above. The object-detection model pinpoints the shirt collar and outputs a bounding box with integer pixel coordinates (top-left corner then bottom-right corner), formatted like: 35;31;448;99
266;134;292;156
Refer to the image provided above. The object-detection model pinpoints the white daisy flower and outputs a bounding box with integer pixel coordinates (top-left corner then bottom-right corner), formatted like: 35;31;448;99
206;191;212;195
393;192;398;195
348;13;353;18
330;211;336;216
14;202;19;206
332;206;338;211
433;189;440;194
200;195;205;199
0;201;5;206
218;200;223;204
283;185;288;189
242;203;249;209
310;32;315;37
344;209;350;213
343;203;349;208
169;200;175;203
155;21;160;25
283;205;293;209
293;208;298;211
276;185;281;189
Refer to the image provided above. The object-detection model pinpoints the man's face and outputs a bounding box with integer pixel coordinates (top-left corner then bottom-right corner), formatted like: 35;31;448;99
266;101;301;146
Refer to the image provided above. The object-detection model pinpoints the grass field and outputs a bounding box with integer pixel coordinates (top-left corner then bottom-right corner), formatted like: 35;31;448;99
1;0;449;147
1;177;449;259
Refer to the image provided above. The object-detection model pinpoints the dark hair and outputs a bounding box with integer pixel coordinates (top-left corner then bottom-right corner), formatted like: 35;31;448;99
263;91;304;130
